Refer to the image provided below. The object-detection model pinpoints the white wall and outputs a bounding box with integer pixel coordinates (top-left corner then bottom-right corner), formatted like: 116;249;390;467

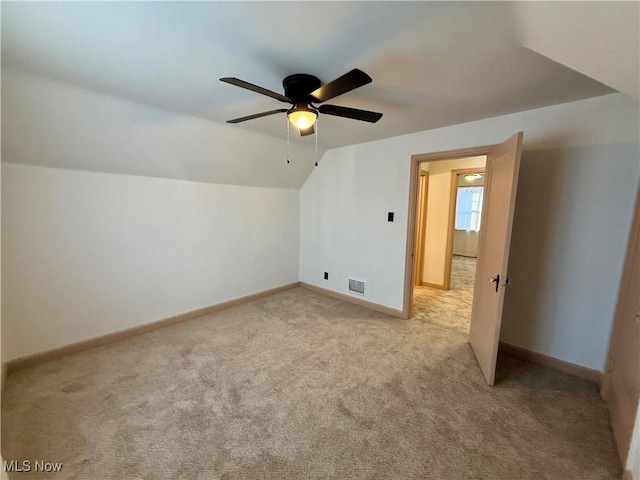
2;163;299;361
422;156;485;285
300;93;639;371
500;144;639;369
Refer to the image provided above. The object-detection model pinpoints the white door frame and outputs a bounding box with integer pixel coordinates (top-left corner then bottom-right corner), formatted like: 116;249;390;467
402;144;497;318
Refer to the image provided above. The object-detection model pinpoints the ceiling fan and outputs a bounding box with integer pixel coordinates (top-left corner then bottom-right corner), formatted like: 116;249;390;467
220;69;383;136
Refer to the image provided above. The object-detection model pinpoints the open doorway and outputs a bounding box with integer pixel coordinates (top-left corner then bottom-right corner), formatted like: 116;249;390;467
410;156;487;333
403;134;523;385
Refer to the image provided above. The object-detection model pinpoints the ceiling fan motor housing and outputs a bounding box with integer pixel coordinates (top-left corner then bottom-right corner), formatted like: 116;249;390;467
283;74;321;103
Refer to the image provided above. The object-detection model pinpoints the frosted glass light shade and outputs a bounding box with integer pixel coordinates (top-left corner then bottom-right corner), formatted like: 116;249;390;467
288;105;318;129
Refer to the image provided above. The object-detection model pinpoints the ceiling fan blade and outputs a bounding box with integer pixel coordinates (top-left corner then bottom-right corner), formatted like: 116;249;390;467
226;109;287;124
310;69;372;103
318;104;383;123
220;77;290;103
299;125;315;137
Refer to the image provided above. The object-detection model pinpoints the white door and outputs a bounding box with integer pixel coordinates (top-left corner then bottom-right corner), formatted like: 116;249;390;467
469;132;523;385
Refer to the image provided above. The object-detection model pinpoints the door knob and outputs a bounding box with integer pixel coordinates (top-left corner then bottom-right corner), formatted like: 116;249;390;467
488;274;511;292
488;274;500;293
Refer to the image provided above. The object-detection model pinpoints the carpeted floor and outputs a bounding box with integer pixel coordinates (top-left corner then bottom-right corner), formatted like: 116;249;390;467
412;255;476;334
2;283;620;479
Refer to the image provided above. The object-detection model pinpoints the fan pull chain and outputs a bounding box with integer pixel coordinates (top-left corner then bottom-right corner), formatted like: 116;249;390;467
286;117;291;164
315;118;319;167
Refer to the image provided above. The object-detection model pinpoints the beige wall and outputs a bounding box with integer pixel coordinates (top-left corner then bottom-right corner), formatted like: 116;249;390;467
422;172;450;285
421;156;486;285
453;230;479;257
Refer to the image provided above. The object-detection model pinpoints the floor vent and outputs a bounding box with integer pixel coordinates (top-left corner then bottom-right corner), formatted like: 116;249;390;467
348;278;366;295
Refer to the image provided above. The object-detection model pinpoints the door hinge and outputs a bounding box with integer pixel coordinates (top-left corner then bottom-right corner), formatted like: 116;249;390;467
606;356;615;373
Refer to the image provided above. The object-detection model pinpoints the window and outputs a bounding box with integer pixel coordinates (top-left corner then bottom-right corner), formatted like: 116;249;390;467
455;186;483;231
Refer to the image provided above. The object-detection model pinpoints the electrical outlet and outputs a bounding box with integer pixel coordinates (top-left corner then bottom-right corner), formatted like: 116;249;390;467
388;212;394;222
324;272;329;280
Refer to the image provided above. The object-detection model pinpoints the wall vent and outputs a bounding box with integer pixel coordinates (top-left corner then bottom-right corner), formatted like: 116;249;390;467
348;278;366;295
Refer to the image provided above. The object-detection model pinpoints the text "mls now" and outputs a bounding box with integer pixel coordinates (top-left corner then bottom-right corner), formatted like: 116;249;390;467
4;460;63;473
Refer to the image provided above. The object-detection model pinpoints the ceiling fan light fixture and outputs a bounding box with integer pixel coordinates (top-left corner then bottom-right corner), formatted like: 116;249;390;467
221;70;382;130
288;104;318;130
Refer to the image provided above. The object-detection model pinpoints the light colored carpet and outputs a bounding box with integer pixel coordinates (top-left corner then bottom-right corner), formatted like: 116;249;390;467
412;255;476;334
2;286;620;479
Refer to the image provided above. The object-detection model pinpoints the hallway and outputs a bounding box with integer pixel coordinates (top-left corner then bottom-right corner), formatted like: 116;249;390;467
412;255;476;333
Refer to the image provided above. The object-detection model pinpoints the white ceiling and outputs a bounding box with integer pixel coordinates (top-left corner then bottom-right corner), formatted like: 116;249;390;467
515;1;639;101
1;1;630;188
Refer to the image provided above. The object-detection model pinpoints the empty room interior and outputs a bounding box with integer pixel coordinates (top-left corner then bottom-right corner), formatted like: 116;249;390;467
1;2;639;479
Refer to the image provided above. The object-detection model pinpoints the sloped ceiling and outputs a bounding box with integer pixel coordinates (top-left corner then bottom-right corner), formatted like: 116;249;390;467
515;1;639;101
1;1;631;188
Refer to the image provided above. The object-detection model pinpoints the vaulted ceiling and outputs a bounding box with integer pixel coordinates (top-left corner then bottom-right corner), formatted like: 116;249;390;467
2;2;637;188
